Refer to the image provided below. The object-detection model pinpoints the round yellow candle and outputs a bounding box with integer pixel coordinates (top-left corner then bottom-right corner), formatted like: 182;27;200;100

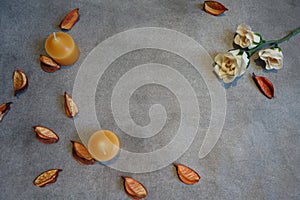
45;32;80;66
88;130;120;162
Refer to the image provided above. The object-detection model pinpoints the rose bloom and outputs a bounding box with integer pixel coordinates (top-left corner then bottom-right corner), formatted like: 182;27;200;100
234;24;261;49
258;47;283;70
214;49;249;83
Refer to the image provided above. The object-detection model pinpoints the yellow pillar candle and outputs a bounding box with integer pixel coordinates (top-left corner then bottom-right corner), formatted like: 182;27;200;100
45;32;80;66
88;130;120;162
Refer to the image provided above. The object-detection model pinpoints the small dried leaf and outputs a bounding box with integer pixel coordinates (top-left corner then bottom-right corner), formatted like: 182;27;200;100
203;1;228;16
123;177;148;199
33;169;62;187
13;69;28;96
0;102;12;122
252;73;274;99
33;126;59;144
64;92;78;118
39;55;60;73
71;141;95;165
174;163;200;185
60;8;80;31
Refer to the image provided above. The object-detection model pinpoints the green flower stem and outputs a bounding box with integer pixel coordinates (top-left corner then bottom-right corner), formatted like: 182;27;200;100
247;27;300;57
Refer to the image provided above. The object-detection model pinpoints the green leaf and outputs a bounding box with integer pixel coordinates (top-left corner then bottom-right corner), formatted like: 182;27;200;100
271;45;282;52
246;60;251;68
237;50;244;56
254;32;263;39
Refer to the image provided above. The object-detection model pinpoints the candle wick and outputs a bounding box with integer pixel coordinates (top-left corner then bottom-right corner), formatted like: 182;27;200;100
99;143;107;155
53;32;57;40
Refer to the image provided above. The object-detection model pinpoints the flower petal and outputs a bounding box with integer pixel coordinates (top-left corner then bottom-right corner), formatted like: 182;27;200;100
236;24;252;36
258;48;283;70
214;50;249;83
234;24;260;49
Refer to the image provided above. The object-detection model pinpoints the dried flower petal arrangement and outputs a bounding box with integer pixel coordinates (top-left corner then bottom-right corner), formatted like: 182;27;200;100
203;1;228;16
214;24;300;98
60;8;80;31
33;169;62;187
0;102;12;122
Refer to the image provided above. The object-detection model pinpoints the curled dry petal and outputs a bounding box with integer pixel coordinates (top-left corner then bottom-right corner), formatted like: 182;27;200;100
123;177;148;199
13;69;28;96
39;55;60;73
33;169;62;187
252;73;274;99
0;102;12;122
60;8;80;30
203;1;228;16
71;141;95;165
64;92;78;118
33;126;59;144
174;163;200;185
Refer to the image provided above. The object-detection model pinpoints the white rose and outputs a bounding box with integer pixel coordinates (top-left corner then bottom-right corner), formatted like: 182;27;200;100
214;49;249;83
234;24;261;49
258;47;283;70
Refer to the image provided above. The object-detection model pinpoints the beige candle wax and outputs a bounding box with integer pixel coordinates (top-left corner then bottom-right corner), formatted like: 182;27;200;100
45;32;80;66
88;130;120;162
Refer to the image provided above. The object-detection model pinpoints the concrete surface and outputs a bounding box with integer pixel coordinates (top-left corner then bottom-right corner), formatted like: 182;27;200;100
0;0;299;199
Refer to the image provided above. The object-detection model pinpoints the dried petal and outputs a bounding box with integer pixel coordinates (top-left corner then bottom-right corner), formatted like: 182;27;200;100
174;163;200;185
123;177;148;199
33;169;62;187
203;1;228;16
13;69;28;96
64;92;78;118
0;102;12;122
252;73;274;99
71;141;95;165
60;8;80;31
33;126;59;144
39;55;60;73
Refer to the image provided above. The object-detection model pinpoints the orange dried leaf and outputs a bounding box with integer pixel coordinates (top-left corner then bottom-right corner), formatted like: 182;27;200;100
71;141;95;165
33;169;62;187
64;92;78;118
252;73;274;99
13;69;28;96
123;177;148;199
0;102;12;122
33;126;59;144
203;1;228;16
60;8;80;30
174;163;200;185
39;55;60;73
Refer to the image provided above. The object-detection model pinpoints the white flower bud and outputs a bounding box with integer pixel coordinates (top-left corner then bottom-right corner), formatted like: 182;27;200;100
258;47;283;70
234;24;261;49
214;50;249;83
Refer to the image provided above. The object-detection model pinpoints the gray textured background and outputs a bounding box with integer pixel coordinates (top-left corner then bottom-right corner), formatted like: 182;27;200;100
1;0;300;199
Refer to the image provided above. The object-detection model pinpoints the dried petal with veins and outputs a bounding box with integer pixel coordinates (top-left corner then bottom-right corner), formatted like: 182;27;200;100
33;169;62;187
123;177;148;199
39;55;60;73
60;8;80;30
252;73;274;99
64;92;78;118
203;1;228;16
0;102;12;122
71;141;95;165
174;163;200;185
33;126;59;144
13;69;28;96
